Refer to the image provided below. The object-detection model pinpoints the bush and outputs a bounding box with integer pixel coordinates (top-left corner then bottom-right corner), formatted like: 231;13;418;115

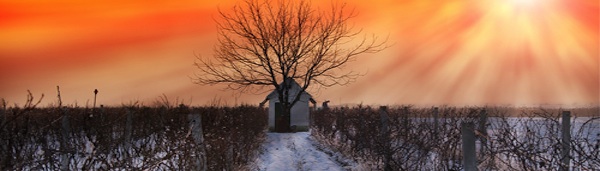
0;101;267;170
311;106;599;170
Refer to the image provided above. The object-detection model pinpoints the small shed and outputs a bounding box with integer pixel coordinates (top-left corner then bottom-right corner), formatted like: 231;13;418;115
260;79;316;131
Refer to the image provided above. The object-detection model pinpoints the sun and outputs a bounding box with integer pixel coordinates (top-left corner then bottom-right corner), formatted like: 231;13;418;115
385;0;598;105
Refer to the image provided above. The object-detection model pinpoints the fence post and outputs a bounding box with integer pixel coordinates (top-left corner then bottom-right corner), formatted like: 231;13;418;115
402;106;409;132
462;122;477;171
60;108;71;171
100;105;106;125
0;107;5;127
433;107;439;139
226;142;234;171
560;111;571;171
358;108;367;150
0;107;8;169
226;119;234;171
478;109;487;158
124;109;133;153
188;113;207;171
379;106;392;171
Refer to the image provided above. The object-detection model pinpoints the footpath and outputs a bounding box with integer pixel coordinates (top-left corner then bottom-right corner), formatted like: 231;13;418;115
253;132;353;171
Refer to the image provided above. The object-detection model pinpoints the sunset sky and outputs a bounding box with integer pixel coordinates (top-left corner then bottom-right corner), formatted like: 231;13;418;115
1;0;598;107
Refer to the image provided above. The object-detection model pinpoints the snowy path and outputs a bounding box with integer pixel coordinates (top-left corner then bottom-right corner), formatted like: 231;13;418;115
254;132;350;171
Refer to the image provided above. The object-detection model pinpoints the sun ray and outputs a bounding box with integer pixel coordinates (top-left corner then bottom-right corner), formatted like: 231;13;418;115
0;0;597;106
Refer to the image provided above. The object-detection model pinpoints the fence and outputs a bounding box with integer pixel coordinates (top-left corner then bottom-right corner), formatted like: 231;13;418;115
311;106;599;170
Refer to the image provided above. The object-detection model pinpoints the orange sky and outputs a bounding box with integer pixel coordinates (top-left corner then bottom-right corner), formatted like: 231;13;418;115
1;0;598;107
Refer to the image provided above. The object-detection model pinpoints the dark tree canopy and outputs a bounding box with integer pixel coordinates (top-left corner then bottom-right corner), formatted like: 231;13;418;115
194;0;385;126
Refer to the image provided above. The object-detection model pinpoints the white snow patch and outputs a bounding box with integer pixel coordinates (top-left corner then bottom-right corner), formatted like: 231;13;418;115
253;132;353;171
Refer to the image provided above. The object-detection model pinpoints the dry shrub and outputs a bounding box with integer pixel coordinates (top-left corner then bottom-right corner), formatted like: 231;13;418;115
0;100;267;170
311;106;599;170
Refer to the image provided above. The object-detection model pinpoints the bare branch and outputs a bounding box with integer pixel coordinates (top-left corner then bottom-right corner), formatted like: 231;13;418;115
193;0;387;119
194;0;385;90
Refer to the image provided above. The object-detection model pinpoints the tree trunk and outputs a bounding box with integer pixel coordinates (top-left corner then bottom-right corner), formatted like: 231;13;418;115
284;106;292;132
275;105;292;133
274;102;292;133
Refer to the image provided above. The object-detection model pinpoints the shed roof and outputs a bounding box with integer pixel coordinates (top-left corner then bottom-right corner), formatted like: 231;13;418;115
265;78;314;103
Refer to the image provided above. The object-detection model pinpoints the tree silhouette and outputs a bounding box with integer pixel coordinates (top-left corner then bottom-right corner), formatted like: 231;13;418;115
193;0;386;132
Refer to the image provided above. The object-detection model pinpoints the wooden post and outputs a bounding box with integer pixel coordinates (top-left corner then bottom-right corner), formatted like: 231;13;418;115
0;107;5;127
0;107;7;169
309;106;312;129
93;89;98;107
402;106;409;131
433;107;439;139
560;111;571;171
337;109;346;141
379;106;392;171
358;108;367;151
225;124;234;171
100;105;105;123
188;114;207;171
462;122;477;171
379;106;389;137
60;108;71;171
124;109;133;152
478;109;487;158
226;142;234;171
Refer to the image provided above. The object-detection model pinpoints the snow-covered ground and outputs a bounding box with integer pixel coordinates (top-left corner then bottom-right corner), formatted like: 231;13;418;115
252;132;355;171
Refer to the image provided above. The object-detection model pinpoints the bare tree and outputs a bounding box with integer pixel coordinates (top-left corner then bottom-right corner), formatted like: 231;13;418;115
193;0;386;132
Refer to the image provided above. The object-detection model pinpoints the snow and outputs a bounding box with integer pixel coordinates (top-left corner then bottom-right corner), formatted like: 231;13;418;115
253;132;354;171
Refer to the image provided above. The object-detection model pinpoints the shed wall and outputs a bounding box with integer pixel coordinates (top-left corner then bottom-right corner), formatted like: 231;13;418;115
268;97;310;129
